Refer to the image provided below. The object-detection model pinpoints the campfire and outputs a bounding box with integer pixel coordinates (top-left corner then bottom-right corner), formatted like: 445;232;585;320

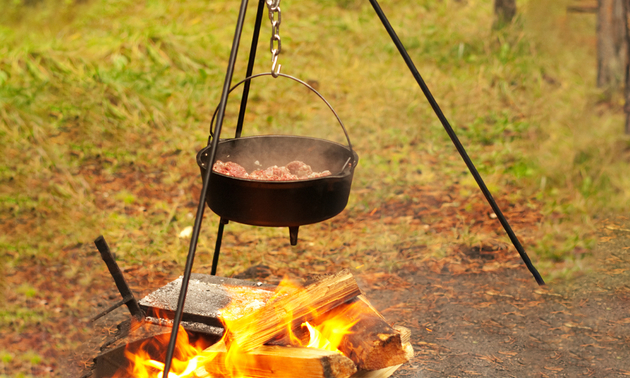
95;270;412;378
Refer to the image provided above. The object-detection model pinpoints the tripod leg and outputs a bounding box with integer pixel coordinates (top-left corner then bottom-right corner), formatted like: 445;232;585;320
162;0;251;375
235;0;266;138
368;0;544;286
211;218;229;275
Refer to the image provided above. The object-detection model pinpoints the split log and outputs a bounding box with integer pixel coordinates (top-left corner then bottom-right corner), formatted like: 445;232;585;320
225;269;362;352
393;325;414;364
350;364;403;378
347;326;412;378
195;341;357;378
312;296;413;371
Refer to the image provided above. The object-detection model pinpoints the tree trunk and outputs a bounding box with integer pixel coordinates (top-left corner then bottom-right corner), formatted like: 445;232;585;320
494;0;517;27
624;0;630;134
597;0;627;89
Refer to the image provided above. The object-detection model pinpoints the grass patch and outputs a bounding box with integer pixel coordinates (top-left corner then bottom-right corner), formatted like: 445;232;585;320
1;0;625;273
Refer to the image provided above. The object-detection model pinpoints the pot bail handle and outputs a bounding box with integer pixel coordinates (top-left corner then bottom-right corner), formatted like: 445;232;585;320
208;72;354;156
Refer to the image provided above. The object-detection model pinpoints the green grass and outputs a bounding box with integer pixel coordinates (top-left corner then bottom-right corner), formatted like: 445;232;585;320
1;0;629;363
0;0;618;263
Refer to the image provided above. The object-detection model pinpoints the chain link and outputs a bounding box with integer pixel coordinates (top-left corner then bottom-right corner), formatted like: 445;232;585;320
266;0;282;77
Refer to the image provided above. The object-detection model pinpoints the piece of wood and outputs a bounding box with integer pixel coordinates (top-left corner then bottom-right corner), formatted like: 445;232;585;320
195;341;357;378
224;269;362;353
351;364;403;378
392;325;411;345
311;296;413;371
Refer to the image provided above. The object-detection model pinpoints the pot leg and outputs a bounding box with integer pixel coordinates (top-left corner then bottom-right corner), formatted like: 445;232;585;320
289;226;299;246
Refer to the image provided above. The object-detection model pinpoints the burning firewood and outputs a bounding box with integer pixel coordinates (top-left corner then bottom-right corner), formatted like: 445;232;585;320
195;341;357;378
350;364;405;378
311;296;414;370
223;269;362;353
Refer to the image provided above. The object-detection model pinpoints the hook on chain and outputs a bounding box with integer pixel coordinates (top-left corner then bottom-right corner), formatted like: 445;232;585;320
271;54;281;78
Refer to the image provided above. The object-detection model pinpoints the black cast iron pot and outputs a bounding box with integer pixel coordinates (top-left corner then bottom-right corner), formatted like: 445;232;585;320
197;135;358;232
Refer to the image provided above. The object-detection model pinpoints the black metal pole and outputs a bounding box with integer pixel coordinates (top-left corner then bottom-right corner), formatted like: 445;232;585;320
235;0;266;138
208;0;265;276
368;0;544;286
161;0;251;375
93;235;144;320
211;218;227;275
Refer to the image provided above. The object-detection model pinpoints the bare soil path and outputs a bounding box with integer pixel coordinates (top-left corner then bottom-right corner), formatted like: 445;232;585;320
372;217;630;377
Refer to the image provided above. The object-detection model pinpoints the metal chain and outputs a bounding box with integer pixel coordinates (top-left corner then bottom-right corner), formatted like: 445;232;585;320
266;0;282;77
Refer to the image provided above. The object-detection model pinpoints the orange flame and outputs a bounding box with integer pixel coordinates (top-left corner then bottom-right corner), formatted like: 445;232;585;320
119;278;362;377
302;316;357;353
116;323;216;378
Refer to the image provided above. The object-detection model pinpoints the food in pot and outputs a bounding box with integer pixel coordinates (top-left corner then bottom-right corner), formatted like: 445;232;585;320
213;160;331;181
212;161;249;177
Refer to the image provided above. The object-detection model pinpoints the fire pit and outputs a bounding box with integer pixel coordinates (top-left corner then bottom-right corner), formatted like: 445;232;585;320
91;271;413;378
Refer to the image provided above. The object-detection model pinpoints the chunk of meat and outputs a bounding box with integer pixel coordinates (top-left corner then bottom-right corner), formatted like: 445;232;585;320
285;161;330;179
212;160;332;181
212;161;249;177
286;160;313;178
249;166;298;181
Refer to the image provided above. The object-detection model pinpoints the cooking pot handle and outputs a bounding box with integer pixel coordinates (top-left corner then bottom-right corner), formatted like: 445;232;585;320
209;72;354;154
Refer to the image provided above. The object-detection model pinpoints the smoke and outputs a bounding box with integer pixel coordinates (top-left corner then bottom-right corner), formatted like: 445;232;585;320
215;135;357;176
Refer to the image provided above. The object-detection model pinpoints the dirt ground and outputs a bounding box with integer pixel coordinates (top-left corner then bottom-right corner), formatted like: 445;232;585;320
376;216;630;378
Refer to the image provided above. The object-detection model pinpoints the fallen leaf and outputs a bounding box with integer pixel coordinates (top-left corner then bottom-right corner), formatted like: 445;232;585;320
178;226;193;238
564;322;592;330
448;263;468;274
544;366;564;371
580;344;606;349
534;290;562;297
486;290;514;298
478;355;503;364
502;311;525;317
462;370;482;376
605;225;630;232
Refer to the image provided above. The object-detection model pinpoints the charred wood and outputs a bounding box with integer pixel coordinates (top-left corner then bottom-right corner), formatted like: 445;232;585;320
312;296;413;371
